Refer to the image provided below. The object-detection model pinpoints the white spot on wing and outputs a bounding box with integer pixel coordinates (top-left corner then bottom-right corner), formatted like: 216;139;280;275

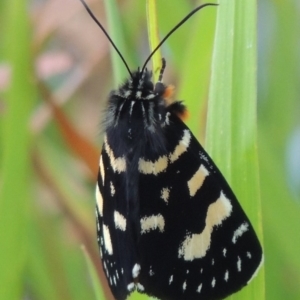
247;251;252;259
212;277;216;288
178;191;232;260
138;156;168;175
137;283;144;292
197;283;202;293
141;214;165;234
224;270;229;282
223;248;227;257
169;129;191;163
169;275;173;284
95;185;103;216
114;211;126;231
232;222;249;244
103;225;113;255
132;263;141;278
237;256;242;272
183;281;187;291
247;254;264;284
110;181;115;196
161;187;170;203
187;164;209;197
127;282;135;292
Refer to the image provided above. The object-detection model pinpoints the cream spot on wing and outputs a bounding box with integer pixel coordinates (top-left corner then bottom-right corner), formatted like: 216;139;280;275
224;270;229;282
99;155;105;185
178;191;232;260
212;277;216;288
95;185;103;216
237;256;242;272
138;156;168;175
169;130;191;163
127;282;135;291
132;263;141;278
137;283;145;292
114;211;126;231
141;214;165;234
103;225;113;255
110;181;115;196
247;254;264;284
197;283;202;293
104;135;126;173
161;187;170;203
187;164;209;197
232;222;249;243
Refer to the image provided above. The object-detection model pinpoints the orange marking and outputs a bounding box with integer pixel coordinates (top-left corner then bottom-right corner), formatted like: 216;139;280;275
163;85;175;100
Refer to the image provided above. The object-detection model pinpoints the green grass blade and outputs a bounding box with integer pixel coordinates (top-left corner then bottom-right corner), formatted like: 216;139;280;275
146;0;162;81
0;0;36;299
177;1;217;139
104;0;130;83
82;246;106;300
207;1;265;299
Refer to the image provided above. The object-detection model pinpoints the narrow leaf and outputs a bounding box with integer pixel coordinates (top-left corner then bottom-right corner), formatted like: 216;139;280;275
146;0;162;81
82;246;106;300
207;1;265;299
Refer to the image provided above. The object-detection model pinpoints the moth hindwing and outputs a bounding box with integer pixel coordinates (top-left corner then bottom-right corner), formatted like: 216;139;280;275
95;69;263;300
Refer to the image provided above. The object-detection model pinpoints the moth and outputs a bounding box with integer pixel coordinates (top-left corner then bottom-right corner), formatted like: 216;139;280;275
79;1;263;299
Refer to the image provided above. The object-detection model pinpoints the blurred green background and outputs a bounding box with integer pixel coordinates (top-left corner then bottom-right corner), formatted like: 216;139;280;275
0;0;299;300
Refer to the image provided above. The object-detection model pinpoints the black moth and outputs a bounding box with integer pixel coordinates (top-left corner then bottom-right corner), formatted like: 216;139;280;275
79;1;263;299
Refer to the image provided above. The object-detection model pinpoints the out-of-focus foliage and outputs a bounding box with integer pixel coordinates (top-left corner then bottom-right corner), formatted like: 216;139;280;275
0;0;299;299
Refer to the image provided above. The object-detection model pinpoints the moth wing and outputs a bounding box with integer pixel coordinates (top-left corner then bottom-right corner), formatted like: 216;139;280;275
137;114;263;300
96;141;136;300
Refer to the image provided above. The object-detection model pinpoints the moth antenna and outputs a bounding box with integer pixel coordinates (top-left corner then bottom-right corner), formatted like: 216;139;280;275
158;58;166;82
141;3;218;75
78;0;133;79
